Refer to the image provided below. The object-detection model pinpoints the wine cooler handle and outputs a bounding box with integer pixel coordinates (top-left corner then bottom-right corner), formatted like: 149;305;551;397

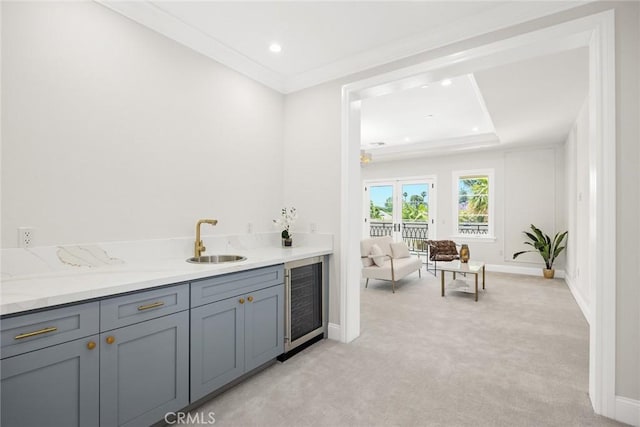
284;269;291;344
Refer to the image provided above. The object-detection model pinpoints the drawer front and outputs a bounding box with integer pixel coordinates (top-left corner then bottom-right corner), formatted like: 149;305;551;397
100;284;189;331
1;302;99;359
191;265;284;308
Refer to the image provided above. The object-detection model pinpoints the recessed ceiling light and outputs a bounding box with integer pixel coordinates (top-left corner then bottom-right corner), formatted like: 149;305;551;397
421;85;429;89
425;114;434;119
472;126;479;132
441;79;452;87
404;137;411;142
370;141;386;146
269;43;282;53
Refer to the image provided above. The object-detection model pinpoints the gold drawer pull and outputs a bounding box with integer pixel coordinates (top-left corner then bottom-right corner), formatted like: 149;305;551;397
247;296;254;302
106;335;115;345
239;298;245;304
87;341;96;350
137;301;165;311
14;326;58;340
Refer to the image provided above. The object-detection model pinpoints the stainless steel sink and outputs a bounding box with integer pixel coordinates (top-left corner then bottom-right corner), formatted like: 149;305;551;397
186;255;247;264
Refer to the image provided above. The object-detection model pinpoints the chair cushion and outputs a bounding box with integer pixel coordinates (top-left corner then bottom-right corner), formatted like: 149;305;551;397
390;242;410;259
361;256;422;281
370;244;386;266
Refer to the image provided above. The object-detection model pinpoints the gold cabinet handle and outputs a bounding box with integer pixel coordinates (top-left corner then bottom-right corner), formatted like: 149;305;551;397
14;326;58;340
106;336;115;345
137;301;165;311
87;341;96;350
247;296;254;302
239;298;245;304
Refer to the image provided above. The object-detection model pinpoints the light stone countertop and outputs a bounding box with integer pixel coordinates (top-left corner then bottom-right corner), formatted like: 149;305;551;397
0;233;333;316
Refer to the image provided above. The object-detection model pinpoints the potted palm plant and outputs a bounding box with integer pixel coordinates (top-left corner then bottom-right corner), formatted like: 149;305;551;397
513;224;568;278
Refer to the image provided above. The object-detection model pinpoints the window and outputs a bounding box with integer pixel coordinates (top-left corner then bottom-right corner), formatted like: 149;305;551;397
453;169;494;238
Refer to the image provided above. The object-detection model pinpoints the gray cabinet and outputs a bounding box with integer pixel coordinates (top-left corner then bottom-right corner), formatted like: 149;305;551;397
244;285;285;372
100;310;189;427
100;284;189;331
190;266;284;402
1;302;99;359
1;302;100;427
1;265;287;425
1;335;100;427
99;284;189;427
190;296;244;401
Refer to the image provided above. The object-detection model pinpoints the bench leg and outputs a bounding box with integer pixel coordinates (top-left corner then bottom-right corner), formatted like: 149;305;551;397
365;278;369;288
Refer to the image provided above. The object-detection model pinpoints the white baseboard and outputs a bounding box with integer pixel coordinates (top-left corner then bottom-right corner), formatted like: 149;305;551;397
485;264;565;278
616;395;640;426
327;322;342;341
564;274;591;324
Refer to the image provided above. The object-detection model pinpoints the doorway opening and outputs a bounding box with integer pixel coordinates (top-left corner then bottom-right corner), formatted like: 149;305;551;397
340;10;615;418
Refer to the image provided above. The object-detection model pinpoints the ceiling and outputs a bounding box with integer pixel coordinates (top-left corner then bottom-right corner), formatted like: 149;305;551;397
361;47;589;160
98;1;587;93
97;1;589;158
361;74;497;149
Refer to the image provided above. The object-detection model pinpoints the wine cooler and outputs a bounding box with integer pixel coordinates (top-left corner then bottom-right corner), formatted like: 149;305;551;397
279;256;326;360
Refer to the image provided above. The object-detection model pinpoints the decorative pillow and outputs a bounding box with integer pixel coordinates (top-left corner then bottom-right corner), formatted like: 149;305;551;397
370;244;386;266
361;256;374;267
390;242;411;259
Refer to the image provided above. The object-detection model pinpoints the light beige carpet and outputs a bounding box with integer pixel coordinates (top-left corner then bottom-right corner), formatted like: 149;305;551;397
187;271;623;426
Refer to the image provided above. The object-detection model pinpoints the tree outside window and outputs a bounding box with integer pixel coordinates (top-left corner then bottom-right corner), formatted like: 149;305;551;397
456;174;490;235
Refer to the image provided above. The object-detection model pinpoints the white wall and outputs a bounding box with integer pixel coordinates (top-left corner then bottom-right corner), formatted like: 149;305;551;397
613;0;640;402
362;146;563;271
283;83;342;326
1;1;284;247
564;99;590;319
283;2;639;400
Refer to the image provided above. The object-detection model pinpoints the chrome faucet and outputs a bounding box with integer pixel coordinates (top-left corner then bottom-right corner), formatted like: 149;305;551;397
194;219;218;257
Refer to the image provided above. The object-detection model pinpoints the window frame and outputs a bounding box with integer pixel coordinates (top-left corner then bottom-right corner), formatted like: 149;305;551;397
451;168;495;241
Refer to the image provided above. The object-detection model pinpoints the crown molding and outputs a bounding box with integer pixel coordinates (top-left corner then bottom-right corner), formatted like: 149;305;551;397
285;2;590;92
95;0;286;92
365;133;501;162
96;1;589;94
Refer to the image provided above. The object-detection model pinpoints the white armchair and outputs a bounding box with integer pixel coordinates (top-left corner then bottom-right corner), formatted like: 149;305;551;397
361;236;422;293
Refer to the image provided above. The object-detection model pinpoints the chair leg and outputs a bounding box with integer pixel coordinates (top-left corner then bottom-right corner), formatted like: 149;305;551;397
391;279;395;293
426;260;435;276
365;278;369;288
418;268;422;278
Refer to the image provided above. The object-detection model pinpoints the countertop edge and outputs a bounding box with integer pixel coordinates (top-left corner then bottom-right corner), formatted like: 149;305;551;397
1;248;333;317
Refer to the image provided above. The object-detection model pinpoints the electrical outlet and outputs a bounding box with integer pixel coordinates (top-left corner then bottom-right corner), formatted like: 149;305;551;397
18;227;35;248
247;222;253;234
310;223;317;233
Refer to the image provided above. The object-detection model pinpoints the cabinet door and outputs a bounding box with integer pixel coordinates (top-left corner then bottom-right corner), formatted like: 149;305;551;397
245;285;284;372
100;311;189;427
190;296;244;402
1;335;99;427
